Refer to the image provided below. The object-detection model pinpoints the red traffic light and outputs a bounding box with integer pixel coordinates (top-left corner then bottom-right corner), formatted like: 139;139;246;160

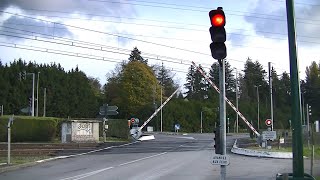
211;14;225;27
209;9;226;27
265;119;272;126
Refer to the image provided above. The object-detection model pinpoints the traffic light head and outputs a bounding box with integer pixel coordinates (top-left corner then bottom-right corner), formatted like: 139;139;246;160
209;8;227;60
214;127;222;154
209;9;226;27
308;105;312;116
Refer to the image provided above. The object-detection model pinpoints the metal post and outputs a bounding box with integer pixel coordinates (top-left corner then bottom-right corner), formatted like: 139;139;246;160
306;104;310;149
301;92;305;125
227;117;230;134
31;73;35;117
160;62;163;132
269;62;274;130
200;111;203;133
310;123;314;176
235;69;239;133
103;119;106;143
43;88;46;117
160;85;163;132
255;85;261;130
286;0;304;177
1;105;3;116
7;126;11;164
36;72;40;117
219;59;226;180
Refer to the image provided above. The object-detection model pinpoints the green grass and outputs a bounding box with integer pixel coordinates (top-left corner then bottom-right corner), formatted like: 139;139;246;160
0;156;50;165
246;145;320;159
99;137;130;142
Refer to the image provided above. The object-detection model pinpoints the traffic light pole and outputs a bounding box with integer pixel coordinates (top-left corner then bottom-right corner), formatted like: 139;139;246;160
219;59;226;180
285;0;304;178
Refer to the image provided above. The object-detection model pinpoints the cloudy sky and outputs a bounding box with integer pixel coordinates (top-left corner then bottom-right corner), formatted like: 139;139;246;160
0;0;319;86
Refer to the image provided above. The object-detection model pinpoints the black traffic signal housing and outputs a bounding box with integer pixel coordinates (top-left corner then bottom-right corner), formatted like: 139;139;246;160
308;105;312;116
214;127;222;154
209;7;227;60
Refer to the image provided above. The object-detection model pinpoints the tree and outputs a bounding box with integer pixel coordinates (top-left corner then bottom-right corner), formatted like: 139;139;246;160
128;47;148;64
156;63;178;98
184;64;208;100
304;61;320;121
209;61;235;99
116;61;160;119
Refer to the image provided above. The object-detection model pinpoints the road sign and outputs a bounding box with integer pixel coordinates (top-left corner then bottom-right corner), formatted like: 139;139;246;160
108;106;118;111
212;155;230;166
175;124;180;130
262;131;277;141
265;119;272;126
99;104;118;116
20;107;31;114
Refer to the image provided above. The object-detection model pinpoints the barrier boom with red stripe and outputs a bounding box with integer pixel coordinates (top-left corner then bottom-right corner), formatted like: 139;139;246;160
138;88;180;132
191;61;260;136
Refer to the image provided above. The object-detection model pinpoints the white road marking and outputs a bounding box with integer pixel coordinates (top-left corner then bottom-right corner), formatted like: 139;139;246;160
59;167;114;180
58;152;168;180
117;152;167;167
172;136;196;140
36;142;137;163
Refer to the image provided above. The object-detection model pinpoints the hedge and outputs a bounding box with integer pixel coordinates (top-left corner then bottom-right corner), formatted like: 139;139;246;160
0;116;60;142
104;119;129;139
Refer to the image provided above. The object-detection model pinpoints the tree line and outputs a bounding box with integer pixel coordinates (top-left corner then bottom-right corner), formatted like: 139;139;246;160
0;47;319;132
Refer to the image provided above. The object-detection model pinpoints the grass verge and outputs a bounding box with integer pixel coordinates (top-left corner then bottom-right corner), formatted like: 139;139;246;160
246;145;320;159
0;156;51;165
99;137;130;142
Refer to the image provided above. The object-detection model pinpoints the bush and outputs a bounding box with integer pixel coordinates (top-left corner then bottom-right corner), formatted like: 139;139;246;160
105;119;129;139
0;116;60;142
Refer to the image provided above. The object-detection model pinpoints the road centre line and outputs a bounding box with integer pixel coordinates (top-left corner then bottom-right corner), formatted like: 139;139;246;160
58;152;168;180
36;142;138;163
59;167;114;180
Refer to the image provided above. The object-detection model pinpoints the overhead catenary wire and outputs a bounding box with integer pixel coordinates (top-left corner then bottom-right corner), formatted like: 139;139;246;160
3;8;320;39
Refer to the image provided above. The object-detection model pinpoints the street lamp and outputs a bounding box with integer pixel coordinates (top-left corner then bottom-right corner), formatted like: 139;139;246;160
254;85;262;130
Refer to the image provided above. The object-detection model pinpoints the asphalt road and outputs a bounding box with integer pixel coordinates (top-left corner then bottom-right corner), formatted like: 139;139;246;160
0;133;318;180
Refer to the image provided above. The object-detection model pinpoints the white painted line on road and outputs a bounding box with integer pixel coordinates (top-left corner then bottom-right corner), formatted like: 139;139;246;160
172;136;195;140
36;142;138;163
58;152;168;180
59;167;114;180
117;152;167;167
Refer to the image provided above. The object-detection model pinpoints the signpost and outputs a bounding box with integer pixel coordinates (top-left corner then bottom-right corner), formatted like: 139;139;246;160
99;104;118;116
212;155;230;166
174;124;180;133
262;131;277;141
7;115;14;164
99;104;118;142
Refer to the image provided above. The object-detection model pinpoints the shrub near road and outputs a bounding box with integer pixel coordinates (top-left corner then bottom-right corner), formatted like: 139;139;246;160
0;116;61;142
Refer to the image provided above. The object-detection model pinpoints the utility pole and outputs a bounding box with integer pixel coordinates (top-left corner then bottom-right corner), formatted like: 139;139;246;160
43;88;46;117
235;69;239;133
200;111;203;133
286;0;304;178
301;91;305;125
268;62;274;130
254;85;261;130
31;73;35;117
160;62;163;132
306;104;310;149
219;59;226;180
36;72;40;117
